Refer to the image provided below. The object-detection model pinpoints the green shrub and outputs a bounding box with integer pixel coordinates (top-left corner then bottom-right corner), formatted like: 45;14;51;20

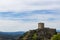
32;33;37;40
51;34;60;40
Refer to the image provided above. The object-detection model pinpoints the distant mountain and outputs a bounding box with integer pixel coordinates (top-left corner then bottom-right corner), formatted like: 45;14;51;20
56;30;60;32
0;31;25;39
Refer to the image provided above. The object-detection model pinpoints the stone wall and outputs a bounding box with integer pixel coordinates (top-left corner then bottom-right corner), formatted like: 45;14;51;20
37;28;57;40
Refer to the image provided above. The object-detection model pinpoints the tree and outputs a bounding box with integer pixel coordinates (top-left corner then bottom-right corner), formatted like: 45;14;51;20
51;34;60;40
32;33;38;40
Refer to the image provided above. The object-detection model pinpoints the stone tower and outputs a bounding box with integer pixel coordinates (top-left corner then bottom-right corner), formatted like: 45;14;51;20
38;23;44;29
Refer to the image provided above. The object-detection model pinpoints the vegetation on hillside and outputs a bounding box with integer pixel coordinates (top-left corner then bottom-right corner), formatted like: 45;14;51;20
32;33;38;40
51;34;60;40
18;30;38;40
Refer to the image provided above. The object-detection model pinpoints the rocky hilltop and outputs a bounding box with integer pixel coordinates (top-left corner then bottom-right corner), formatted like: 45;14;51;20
18;23;57;40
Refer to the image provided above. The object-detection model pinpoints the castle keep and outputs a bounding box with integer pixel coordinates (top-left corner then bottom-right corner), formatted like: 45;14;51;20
38;23;44;29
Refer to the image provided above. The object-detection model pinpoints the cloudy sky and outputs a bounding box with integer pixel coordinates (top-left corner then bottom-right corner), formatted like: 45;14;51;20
0;0;60;32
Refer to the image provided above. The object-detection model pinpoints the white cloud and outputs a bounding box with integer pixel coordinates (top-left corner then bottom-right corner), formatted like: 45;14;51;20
0;0;60;12
0;11;59;32
0;17;60;32
0;20;38;32
44;21;60;30
0;0;26;12
20;14;59;21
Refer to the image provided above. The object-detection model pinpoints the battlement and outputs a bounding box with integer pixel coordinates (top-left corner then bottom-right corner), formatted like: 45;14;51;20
38;23;44;29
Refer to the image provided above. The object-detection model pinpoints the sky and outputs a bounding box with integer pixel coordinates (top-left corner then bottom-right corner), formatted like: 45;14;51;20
0;0;60;32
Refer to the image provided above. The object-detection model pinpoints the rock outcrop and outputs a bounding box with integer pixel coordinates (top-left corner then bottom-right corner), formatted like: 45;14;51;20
18;23;57;40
